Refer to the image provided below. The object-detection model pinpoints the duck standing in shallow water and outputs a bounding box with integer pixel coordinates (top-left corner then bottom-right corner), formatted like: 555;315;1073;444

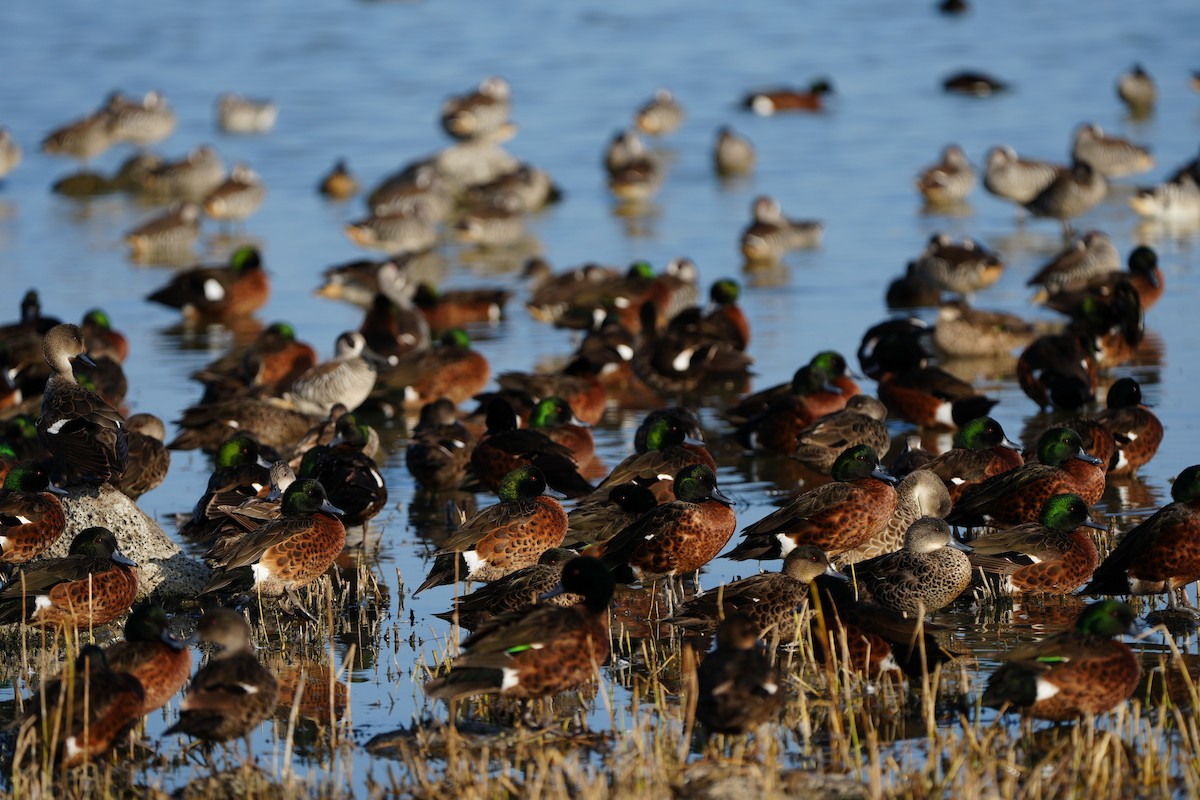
36;324;127;486
595;464;735;584
983;600;1140;720
106;601;192;715
425;556;614;701
18;645;145;769
694;614;783;735
1084;465;1200;611
850;517;971;617
416;465;568;594
731;445;897;561
200;479;346;618
166;608;278;744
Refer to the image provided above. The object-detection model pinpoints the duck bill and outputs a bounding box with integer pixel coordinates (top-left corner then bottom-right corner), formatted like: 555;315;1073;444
823;565;850;582
948;537;973;552
1074;451;1104;466
256;455;273;469
46;483;69;496
543;486;569;500
539;583;567;601
1000;436;1023;451
871;465;899;485
112;548;137;567
1083;518;1109;532
821;380;843;394
161;630;189;651
684;433;707;447
710;484;734;507
76;353;97;368
320;499;345;516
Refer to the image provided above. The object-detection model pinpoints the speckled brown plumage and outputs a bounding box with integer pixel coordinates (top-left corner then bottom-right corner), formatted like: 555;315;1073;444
0;465;66;565
0;527;137;628
837;469;952;566
922;416;1024;502
416;465;567;593
425;556;613;700
850;518;971;617
434;548;581;631
947;428;1104;527
1095;378;1163;476
596;465;735;582
564;483;658;549
667;545;839;641
983;600;1139;721
731;445;897;561
468;400;593;498
792;395;890;474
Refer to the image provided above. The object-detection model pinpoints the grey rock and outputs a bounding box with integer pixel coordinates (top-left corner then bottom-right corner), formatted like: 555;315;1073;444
45;483;209;601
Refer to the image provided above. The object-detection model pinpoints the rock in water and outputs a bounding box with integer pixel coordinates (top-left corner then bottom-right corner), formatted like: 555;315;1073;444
44;484;209;600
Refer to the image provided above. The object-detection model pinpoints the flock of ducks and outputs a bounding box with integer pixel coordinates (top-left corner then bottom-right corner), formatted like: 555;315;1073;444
0;41;1199;777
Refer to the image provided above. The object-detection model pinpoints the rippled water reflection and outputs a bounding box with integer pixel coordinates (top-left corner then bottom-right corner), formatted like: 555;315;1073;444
1;0;1199;793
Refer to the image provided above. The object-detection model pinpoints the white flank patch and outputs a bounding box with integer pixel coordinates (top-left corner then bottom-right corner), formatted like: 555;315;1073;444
879;653;901;672
776;534;796;557
934;402;956;428
500;668;521;691
0;536;7;549
403;386;419;404
672;348;695;372
1115;452;1129;471
615;344;634;361
613;297;630;308
203;279;225;302
950;477;965;486
238;683;260;694
1125;431;1138;441
15;515;32;526
1035;677;1060;701
226;420;240;428
251;563;271;585
763;681;779;695
462;550;485;579
371;469;384;488
46;419;68;435
655;473;674;482
34;595;52;611
751;96;775;116
487;304;501;321
450;439;465;450
64;736;83;760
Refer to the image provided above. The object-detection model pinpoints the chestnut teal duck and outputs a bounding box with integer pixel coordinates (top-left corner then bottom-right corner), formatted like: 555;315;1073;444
215;93;278;134
1017;332;1099;411
968;493;1104;595
563;483;658;549
837;469;952;566
731;445;897;561
1095;377;1162;477
405;398;476;492
946;427;1105;527
424;556;613;701
200;479;346;616
713;125;755;177
18;645;144;769
0;464;67;567
1084;465;1200;609
165;608;279;743
921;416;1024;503
983;600;1140;720
416;465;567;593
595;464;735;583
694;614;784;735
742;79;834;114
0;527;137;629
105;601;192;715
916;144;976;206
146;245;269;319
37;323;128;486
